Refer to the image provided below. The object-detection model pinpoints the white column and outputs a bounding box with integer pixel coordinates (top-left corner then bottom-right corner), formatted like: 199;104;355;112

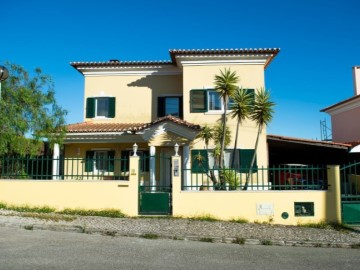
183;145;191;191
52;143;60;180
150;146;156;191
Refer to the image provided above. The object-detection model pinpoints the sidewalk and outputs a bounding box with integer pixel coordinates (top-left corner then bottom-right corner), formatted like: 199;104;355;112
1;210;359;249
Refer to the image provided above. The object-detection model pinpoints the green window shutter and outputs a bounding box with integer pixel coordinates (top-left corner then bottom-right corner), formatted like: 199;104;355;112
245;89;255;105
107;151;115;172
190;90;208;113
107;97;116;118
179;96;183;118
239;149;257;173
86;98;95;118
85;151;94;172
191;150;209;173
121;150;130;172
157;97;166;117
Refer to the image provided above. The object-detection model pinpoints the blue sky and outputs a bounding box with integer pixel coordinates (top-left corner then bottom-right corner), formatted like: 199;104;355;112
1;0;359;140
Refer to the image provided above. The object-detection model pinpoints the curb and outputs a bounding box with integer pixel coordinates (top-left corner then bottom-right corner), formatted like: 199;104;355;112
2;222;357;249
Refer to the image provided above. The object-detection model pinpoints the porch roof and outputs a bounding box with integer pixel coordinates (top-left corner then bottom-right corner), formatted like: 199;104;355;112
66;115;201;134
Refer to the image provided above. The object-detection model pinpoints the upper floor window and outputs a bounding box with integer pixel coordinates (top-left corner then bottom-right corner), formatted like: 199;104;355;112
190;89;255;113
158;96;183;118
86;97;116;118
208;91;222;111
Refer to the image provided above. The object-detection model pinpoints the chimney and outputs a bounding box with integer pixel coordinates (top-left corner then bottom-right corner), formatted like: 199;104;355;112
353;66;360;96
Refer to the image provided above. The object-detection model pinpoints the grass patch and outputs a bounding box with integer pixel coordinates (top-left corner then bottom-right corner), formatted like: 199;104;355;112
0;202;126;219
230;217;249;224
141;233;159;239
0;202;55;213
260;239;272;246
58;208;126;218
232;236;245;245
199;237;214;243
189;214;219;222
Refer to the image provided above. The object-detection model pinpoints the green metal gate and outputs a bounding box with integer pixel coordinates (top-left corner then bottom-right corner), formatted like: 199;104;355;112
139;154;172;215
340;162;360;224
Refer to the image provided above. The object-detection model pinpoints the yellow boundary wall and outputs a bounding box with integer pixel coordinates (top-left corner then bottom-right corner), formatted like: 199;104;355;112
0;156;140;216
172;163;341;225
0;156;341;225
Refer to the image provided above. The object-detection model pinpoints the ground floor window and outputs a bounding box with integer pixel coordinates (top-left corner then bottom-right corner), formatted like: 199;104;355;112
191;149;257;173
85;150;115;172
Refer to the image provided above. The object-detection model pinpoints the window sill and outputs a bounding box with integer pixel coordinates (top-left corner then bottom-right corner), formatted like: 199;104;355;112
204;110;233;115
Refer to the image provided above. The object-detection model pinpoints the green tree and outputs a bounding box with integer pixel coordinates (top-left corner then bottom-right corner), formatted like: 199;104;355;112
244;88;275;189
214;68;239;168
197;125;213;151
195;123;231;185
230;88;252;168
0;63;67;156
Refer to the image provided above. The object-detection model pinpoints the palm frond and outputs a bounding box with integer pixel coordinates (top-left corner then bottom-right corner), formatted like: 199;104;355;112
214;68;239;99
250;88;275;127
230;87;252;123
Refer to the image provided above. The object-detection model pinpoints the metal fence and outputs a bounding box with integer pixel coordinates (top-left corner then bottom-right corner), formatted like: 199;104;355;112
0;156;131;180
340;162;360;201
182;165;328;191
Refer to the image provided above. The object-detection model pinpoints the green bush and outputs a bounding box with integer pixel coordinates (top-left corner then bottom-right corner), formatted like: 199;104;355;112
223;169;240;190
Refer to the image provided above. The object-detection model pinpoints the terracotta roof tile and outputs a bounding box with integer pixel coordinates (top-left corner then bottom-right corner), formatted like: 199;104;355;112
66;122;148;133
70;60;173;68
71;48;280;69
66;116;201;133
268;134;351;148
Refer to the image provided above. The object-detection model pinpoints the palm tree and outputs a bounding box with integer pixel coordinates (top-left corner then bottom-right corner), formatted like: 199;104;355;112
214;68;239;168
197;125;213;151
230;88;252;169
244;88;275;190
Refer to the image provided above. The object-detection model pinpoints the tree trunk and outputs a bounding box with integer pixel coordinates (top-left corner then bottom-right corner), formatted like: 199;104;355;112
244;125;262;190
219;97;228;186
231;120;240;169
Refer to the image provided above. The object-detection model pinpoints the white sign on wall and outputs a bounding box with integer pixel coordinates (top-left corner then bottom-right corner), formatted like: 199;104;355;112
256;203;274;215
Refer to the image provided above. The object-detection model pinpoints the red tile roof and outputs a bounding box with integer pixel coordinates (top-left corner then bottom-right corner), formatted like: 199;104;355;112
70;60;173;68
66;116;201;133
71;48;280;69
268;134;351;148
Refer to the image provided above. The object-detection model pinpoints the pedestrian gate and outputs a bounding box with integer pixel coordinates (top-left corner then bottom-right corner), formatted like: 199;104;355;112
138;154;172;215
340;162;360;224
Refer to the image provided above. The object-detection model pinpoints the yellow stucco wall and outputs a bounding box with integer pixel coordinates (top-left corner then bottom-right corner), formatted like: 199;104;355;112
84;74;182;123
173;165;341;225
0;156;141;216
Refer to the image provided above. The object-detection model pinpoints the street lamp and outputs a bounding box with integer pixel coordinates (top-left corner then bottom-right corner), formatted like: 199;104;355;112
0;65;9;101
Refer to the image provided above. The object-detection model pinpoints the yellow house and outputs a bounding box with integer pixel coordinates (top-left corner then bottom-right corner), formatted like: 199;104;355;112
60;48;280;188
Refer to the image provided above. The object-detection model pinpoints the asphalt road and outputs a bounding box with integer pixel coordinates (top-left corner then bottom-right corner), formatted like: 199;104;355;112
0;226;359;270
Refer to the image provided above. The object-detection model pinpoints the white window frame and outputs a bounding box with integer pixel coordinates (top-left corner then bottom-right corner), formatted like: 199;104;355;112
95;97;110;119
94;151;109;173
